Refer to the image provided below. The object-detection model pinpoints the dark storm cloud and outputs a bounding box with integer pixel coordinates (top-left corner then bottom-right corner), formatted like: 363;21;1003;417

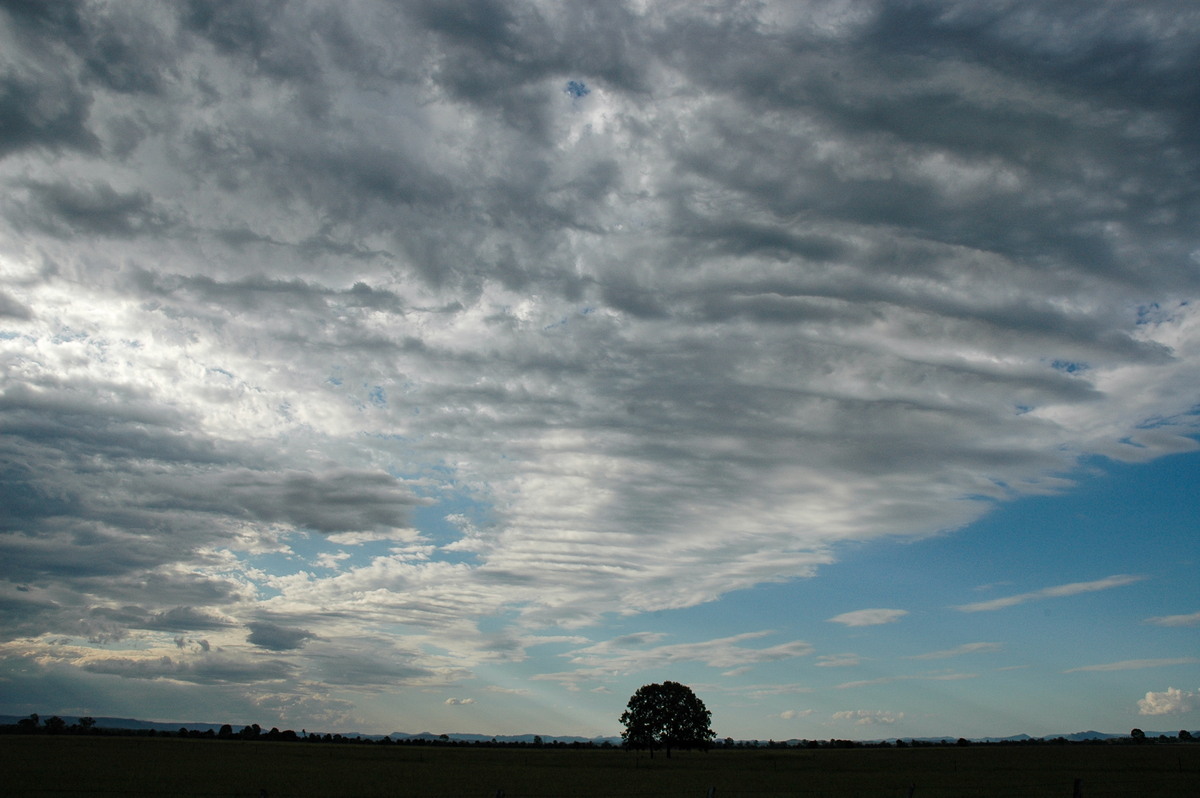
16;180;174;238
0;289;31;319
246;621;316;652
0;587;62;638
0;379;195;442
866;1;1200;121
0;379;227;542
0;71;98;158
1;361;424;536
82;652;295;684
1;0;175;96
214;469;428;534
303;642;449;689
127;267;407;318
77;599;236;645
409;0;647;135
647;2;1200;296
0;581;239;643
182;0;281;61
0;0;177;162
0;526;200;581
143;606;234;632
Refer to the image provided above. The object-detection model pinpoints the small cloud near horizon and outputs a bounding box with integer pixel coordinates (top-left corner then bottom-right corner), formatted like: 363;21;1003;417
1137;687;1196;716
833;710;903;726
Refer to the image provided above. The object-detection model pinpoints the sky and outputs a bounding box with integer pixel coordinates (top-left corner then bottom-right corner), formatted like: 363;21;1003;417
0;0;1197;742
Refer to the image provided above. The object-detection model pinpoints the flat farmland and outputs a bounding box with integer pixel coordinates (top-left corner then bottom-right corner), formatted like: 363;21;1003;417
2;737;1197;798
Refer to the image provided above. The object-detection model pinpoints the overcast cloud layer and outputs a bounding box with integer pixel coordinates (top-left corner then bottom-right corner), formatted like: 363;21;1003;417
1;1;1198;737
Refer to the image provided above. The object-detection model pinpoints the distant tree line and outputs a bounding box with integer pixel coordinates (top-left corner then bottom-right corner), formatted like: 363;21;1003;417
0;714;619;747
714;731;1199;750
4;714;1196;749
8;714;98;735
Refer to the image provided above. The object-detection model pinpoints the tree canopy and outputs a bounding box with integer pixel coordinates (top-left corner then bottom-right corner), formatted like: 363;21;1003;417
620;681;715;757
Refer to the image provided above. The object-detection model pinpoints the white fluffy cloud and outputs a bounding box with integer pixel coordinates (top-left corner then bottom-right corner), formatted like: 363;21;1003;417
1137;687;1197;716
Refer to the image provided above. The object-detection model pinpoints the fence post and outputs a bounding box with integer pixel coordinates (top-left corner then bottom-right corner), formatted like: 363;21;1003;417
706;787;716;798
1072;778;1082;798
906;785;915;798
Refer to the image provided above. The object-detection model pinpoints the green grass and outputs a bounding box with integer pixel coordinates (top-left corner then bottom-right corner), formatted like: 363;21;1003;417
2;737;1197;797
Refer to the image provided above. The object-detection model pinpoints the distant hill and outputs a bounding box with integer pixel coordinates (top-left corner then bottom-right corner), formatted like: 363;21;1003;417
2;716;1194;744
0;715;232;733
390;731;622;745
876;730;1187;744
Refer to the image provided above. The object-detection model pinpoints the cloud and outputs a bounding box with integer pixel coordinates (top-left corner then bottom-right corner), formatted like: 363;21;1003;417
836;672;979;690
444;697;476;706
832;710;903;726
246;621;317;652
955;575;1147;612
212;469;431;535
80;653;295;685
1145;611;1200;627
738;684;815;700
816;654;862;668
560;631;814;677
15;179;175;238
2;0;1200;730
780;709;816;720
301;639;459;690
484;685;532;696
1064;658;1199;673
1137;687;1197;716
0;289;32;319
907;642;1003;660
828;609;908;627
0;637;296;686
142;607;235;633
0;70;99;157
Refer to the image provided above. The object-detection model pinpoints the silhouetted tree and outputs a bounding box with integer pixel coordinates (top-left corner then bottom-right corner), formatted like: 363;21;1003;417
1130;728;1146;743
44;716;66;734
620;681;715;758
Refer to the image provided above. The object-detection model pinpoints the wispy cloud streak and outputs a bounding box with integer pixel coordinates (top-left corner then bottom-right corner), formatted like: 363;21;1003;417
1064;658;1199;673
955;576;1146;612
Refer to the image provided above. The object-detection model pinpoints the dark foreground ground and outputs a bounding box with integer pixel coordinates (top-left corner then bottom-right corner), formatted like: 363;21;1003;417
2;736;1197;797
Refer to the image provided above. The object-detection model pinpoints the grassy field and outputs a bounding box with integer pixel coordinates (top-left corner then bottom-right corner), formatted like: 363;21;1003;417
2;736;1197;798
